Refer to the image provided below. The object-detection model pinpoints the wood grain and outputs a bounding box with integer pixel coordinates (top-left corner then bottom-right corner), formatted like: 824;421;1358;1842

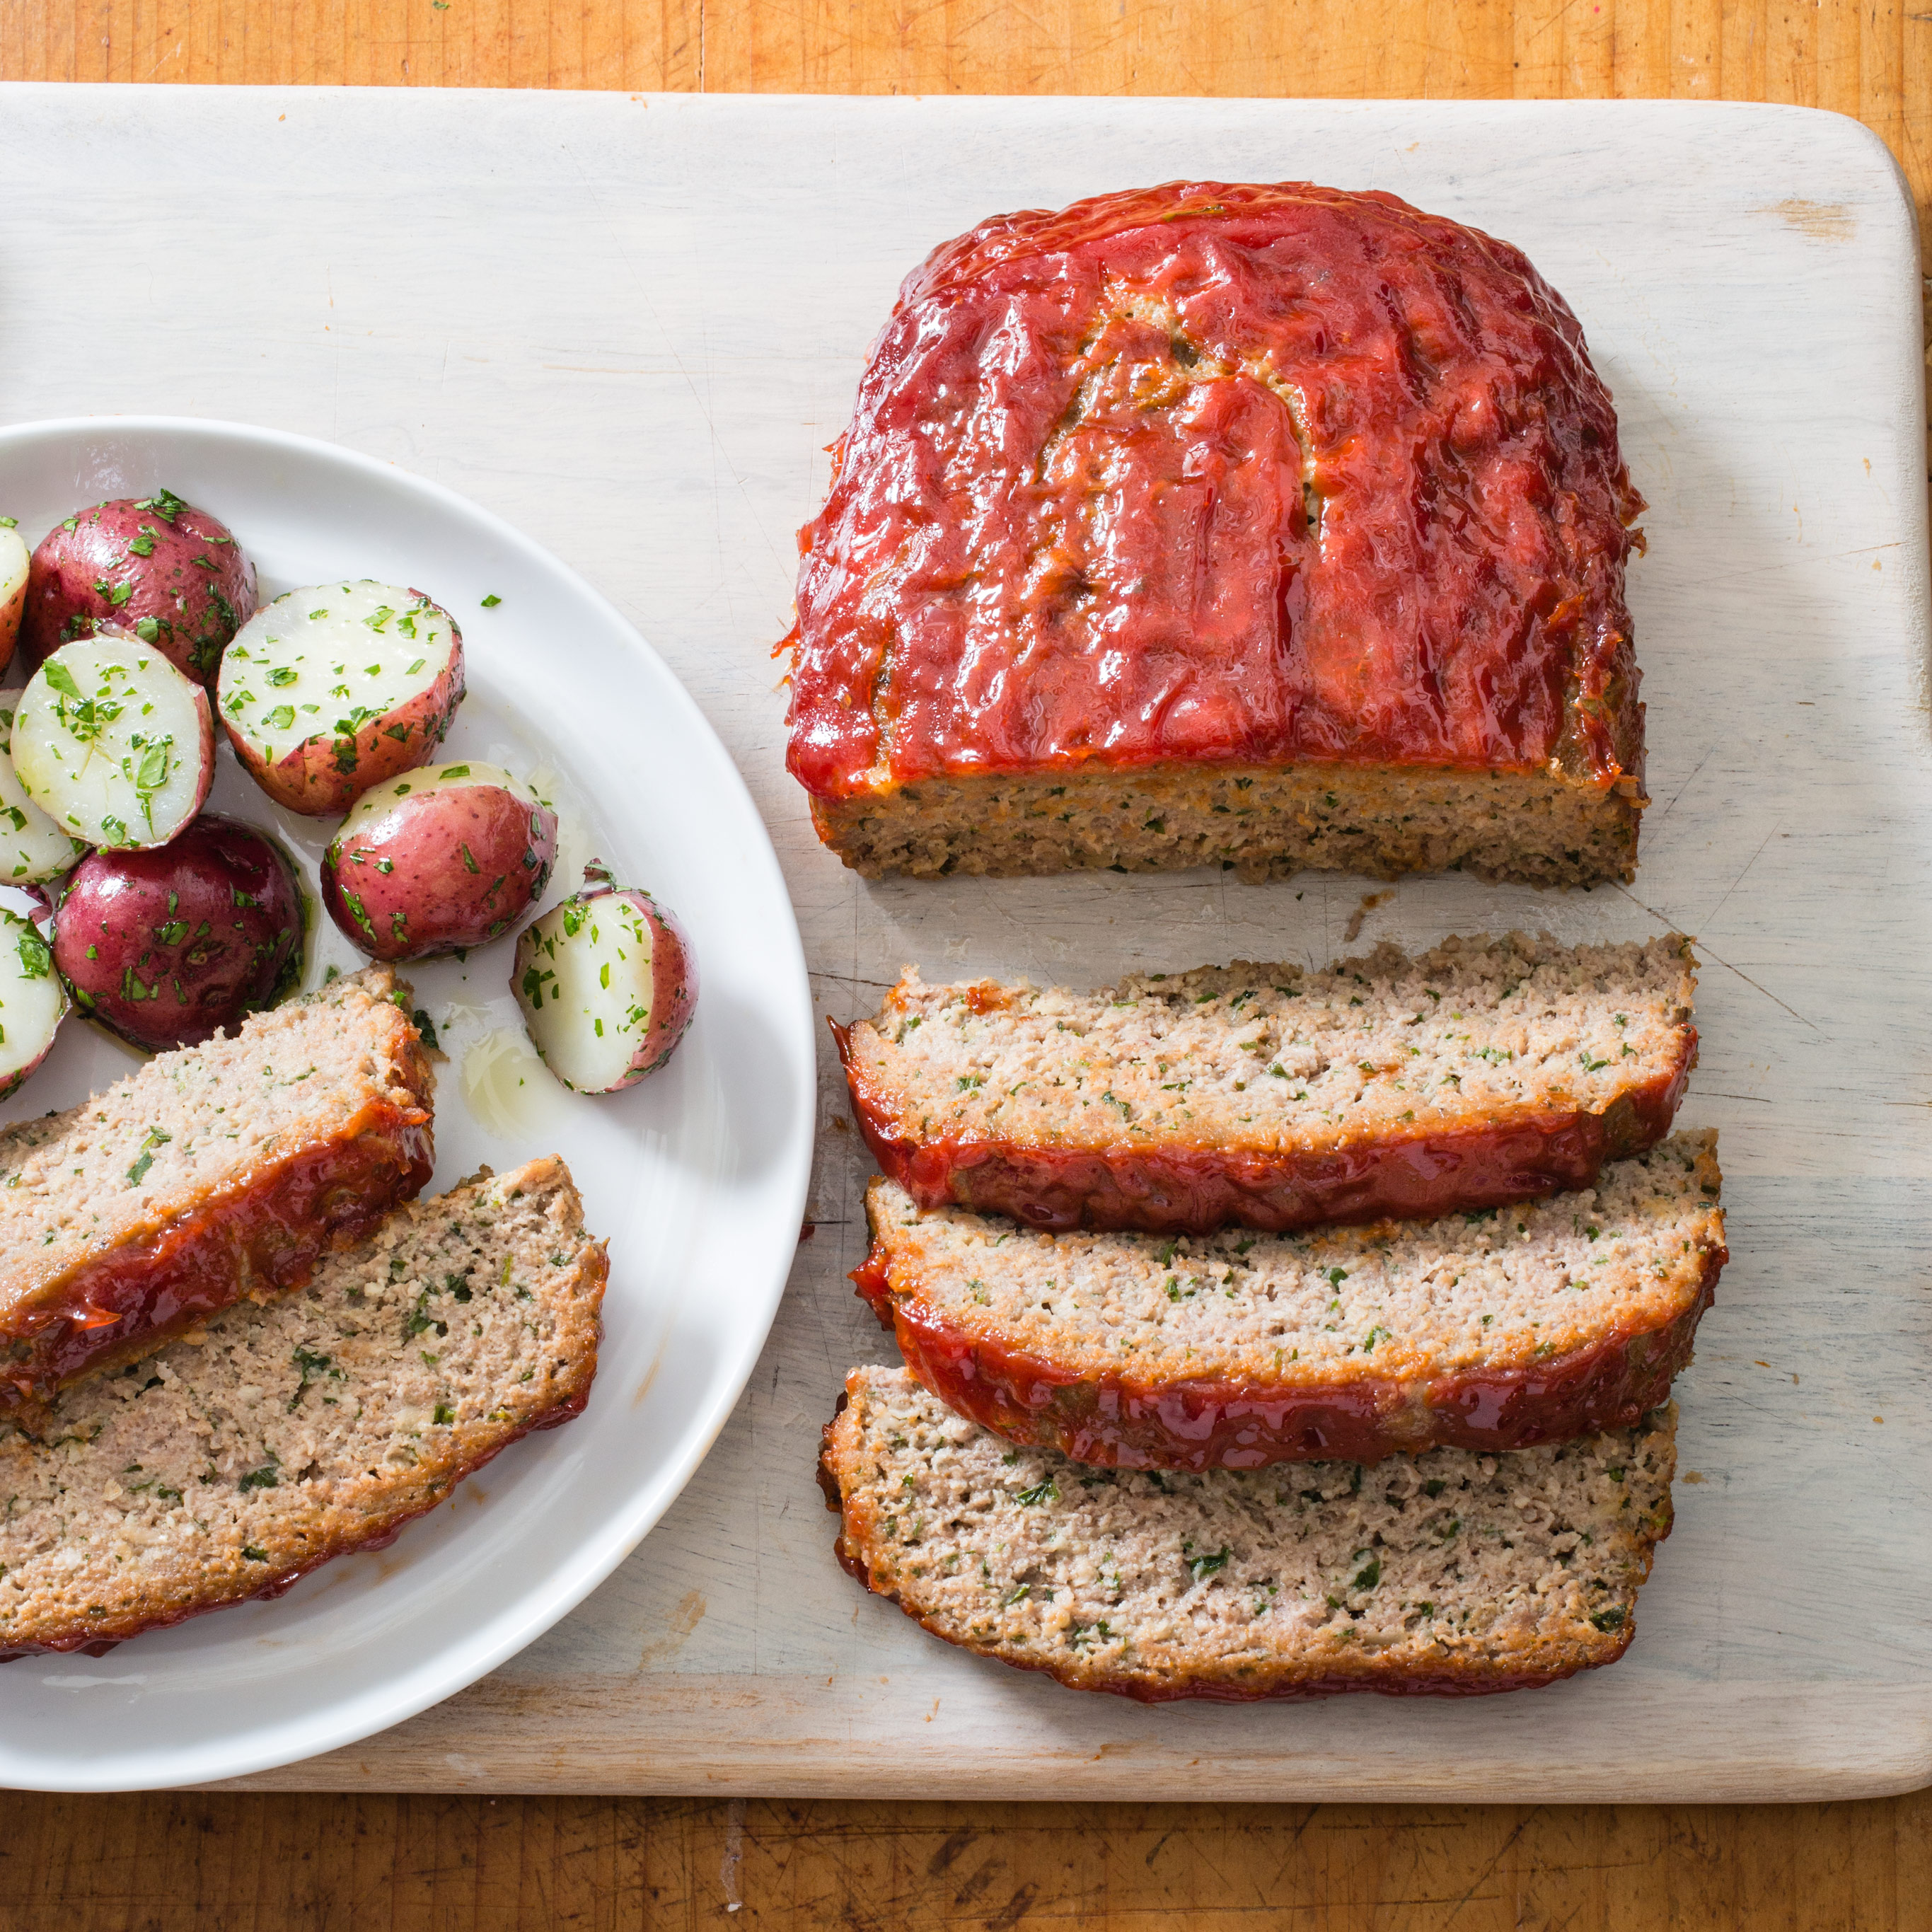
4;1789;1932;1927
1;3;1928;1927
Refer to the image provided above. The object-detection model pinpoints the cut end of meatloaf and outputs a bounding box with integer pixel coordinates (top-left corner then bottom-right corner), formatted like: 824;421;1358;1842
860;1130;1724;1467
842;931;1696;1234
0;1156;605;1657
811;760;1642;888
821;1365;1674;1701
0;964;434;1411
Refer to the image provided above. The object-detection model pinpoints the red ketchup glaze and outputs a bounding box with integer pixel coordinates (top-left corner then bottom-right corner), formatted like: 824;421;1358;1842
0;1105;434;1415
840;1019;1695;1237
818;1418;1643;1700
786;181;1643;803
867;1260;1717;1470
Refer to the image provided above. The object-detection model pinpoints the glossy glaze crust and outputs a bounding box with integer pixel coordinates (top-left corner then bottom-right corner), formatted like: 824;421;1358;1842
816;1394;1636;1700
839;1017;1694;1235
860;1243;1719;1469
0;1268;600;1662
787;181;1644;814
0;1033;435;1416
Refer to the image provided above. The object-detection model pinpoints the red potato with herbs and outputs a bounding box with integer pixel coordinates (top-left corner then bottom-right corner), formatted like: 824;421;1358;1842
0;521;27;668
0;909;67;1099
12;635;215;850
219;582;465;816
21;490;257;685
513;862;696;1093
322;761;557;963
53;814;304;1052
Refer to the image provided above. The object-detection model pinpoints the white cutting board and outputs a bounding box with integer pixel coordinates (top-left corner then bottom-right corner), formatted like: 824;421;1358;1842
1;86;1926;1803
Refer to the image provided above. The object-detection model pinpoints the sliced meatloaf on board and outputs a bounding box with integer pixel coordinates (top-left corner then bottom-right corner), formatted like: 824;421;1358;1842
840;932;1696;1235
0;1157;604;1658
785;183;1647;888
821;1366;1675;1701
857;1131;1724;1469
0;964;434;1415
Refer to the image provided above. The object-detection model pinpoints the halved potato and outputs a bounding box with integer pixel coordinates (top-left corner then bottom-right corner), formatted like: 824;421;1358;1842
219;582;465;815
322;760;557;962
0;705;86;882
13;635;214;850
512;862;696;1093
0;908;67;1101
0;522;27;669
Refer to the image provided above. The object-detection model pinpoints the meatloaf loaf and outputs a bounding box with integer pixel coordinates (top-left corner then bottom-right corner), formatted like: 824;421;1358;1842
0;1156;603;1658
786;182;1647;887
0;964;433;1416
857;1130;1724;1469
840;932;1695;1234
821;1366;1674;1699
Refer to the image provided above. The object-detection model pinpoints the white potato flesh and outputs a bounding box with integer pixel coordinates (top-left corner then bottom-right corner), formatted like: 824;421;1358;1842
0;524;26;660
219;582;458;769
515;891;666;1094
0;910;66;1099
336;759;544;835
0;707;86;881
13;635;214;849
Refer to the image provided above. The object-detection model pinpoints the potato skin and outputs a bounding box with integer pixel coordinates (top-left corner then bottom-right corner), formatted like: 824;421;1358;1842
23;492;258;686
323;781;558;963
53;814;303;1051
620;889;698;1082
226;602;466;818
0;526;28;669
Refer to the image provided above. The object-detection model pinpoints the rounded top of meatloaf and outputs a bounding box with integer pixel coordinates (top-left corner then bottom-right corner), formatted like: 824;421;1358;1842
786;179;1644;802
0;965;429;1334
824;1365;1674;1697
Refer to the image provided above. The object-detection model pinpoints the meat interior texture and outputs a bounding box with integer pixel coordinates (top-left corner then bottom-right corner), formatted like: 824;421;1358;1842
0;1157;605;1657
786;183;1647;881
859;1131;1725;1467
823;1367;1674;1700
841;932;1696;1234
0;966;434;1411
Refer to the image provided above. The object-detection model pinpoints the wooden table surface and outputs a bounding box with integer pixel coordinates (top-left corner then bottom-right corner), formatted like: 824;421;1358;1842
1;2;1928;1926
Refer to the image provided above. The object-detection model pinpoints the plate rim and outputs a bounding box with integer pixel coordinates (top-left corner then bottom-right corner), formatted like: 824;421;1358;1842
0;411;816;1792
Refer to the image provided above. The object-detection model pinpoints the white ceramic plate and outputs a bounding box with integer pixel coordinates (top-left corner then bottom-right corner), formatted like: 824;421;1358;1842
0;417;815;1791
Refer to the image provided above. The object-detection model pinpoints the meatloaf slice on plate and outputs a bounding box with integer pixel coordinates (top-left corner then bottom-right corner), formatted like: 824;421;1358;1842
857;1131;1723;1469
0;964;433;1414
840;931;1696;1235
821;1367;1674;1700
786;182;1646;887
0;1156;603;1658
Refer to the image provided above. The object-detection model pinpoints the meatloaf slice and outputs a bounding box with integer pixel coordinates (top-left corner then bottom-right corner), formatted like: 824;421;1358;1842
0;964;433;1415
821;1365;1674;1701
0;1156;603;1658
841;931;1695;1234
857;1131;1723;1469
786;183;1646;888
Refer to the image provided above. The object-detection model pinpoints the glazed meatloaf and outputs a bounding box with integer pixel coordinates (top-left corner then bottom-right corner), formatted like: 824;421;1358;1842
0;965;433;1415
840;932;1695;1234
0;1157;603;1658
786;182;1647;887
821;1367;1674;1699
857;1131;1724;1469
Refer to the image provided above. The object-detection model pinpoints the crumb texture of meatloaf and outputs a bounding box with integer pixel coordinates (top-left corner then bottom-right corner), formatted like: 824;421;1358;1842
0;1157;604;1657
0;964;434;1413
841;932;1696;1234
859;1131;1724;1469
821;1367;1674;1700
785;182;1646;887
